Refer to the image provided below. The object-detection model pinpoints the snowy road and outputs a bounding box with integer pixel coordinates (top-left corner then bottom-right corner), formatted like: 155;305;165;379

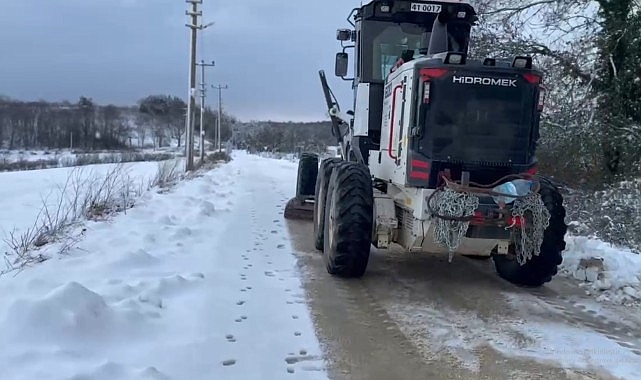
287;216;641;379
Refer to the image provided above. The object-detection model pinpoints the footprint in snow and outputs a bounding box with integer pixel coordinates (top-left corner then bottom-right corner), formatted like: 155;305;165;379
237;300;245;305
264;271;275;277
138;293;163;309
222;359;236;366
199;201;217;217
285;354;318;364
172;227;193;239
277;244;285;249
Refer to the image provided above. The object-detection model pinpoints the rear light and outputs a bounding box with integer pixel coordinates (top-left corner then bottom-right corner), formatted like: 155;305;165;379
508;216;525;228
523;73;546;112
423;83;431;104
420;68;449;79
409;159;431;181
523;73;541;84
411;159;430;169
537;86;547;111
420;68;448;104
472;211;485;224
526;166;538;176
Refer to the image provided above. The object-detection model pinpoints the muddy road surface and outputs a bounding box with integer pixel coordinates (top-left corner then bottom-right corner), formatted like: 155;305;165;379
285;219;641;380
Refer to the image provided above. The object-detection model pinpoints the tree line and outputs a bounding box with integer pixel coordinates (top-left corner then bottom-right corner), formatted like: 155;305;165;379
0;95;236;151
233;121;337;154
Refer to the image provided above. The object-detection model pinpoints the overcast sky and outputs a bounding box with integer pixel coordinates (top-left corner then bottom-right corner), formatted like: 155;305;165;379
0;0;358;122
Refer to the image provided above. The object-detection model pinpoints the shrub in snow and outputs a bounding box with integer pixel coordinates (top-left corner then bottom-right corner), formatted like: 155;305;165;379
206;151;232;163
148;159;182;189
563;178;641;254
2;164;147;274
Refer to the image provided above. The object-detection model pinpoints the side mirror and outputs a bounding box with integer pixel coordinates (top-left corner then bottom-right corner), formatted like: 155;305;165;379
335;52;349;77
336;29;353;41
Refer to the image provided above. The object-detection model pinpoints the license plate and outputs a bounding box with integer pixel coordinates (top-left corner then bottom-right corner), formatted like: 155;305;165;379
410;3;442;13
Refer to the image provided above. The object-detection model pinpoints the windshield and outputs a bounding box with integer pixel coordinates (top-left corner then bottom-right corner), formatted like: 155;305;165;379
362;20;471;82
370;22;429;80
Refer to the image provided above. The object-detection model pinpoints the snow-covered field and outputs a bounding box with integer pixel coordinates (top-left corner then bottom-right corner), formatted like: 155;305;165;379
0;148;183;172
0;161;163;257
0;152;327;380
0;149;76;163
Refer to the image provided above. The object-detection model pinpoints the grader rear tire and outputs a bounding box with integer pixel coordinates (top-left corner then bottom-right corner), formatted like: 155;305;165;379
313;158;343;251
323;162;373;278
493;178;567;287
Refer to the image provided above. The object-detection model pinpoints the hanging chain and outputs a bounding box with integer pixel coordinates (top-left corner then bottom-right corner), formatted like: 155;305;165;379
430;188;479;258
428;177;551;265
510;192;551;265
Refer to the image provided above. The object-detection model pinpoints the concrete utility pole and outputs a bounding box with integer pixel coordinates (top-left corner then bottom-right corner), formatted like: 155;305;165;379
196;60;215;162
212;84;228;152
184;0;213;171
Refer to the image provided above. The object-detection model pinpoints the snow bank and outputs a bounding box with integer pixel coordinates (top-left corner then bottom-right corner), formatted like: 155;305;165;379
0;151;327;380
561;235;641;305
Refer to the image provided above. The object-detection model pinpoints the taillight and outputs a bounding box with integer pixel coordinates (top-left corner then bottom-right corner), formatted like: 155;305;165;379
537;86;547;112
420;68;449;79
423;83;431;104
420;68;448;104
507;216;525;228
523;73;546;112
523;73;541;84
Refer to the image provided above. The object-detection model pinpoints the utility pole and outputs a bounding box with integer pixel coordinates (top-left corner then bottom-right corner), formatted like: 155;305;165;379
184;0;213;171
212;84;228;152
196;60;215;163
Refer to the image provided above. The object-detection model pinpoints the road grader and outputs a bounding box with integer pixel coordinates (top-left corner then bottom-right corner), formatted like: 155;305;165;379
284;0;567;287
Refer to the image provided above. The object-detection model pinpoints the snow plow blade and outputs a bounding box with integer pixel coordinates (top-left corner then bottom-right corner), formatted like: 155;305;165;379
283;197;314;220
